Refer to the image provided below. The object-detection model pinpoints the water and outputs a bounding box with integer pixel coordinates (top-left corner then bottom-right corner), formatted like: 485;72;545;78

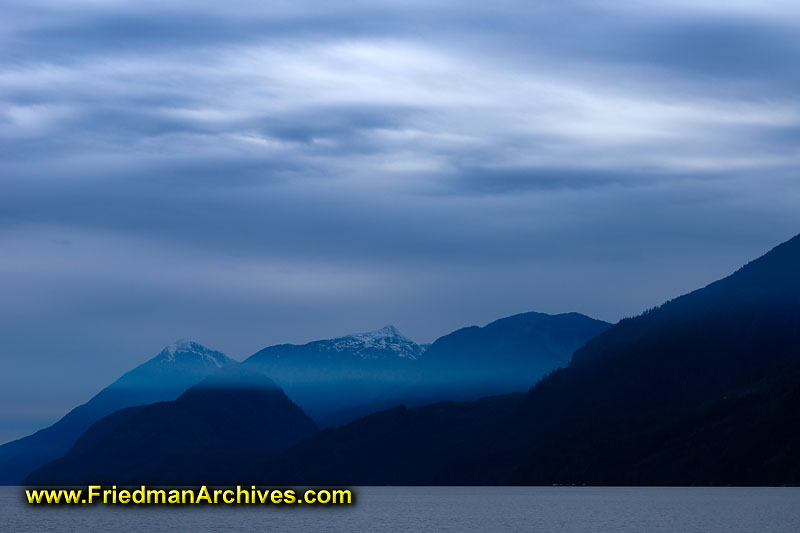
3;486;799;532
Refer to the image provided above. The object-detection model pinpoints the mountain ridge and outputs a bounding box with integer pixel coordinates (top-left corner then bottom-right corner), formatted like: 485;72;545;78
25;366;317;486
251;231;800;486
256;324;425;361
245;312;610;425
0;340;234;484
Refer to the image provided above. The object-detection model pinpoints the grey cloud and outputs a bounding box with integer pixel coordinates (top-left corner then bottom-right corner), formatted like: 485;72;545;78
1;0;800;443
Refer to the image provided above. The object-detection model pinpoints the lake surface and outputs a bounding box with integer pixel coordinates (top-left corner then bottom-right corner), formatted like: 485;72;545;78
3;486;799;532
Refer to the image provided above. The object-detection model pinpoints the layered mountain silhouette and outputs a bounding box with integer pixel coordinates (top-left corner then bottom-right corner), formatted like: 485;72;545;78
419;311;611;389
19;232;800;486
245;315;609;426
254;232;800;485
10;312;603;485
243;325;423;423
487;231;800;485
260;394;524;485
26;366;316;485
0;340;233;484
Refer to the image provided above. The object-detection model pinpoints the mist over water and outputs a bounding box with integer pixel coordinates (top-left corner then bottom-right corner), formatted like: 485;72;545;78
6;487;800;532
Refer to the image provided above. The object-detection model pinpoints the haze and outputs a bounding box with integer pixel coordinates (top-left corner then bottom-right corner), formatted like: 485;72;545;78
1;0;799;443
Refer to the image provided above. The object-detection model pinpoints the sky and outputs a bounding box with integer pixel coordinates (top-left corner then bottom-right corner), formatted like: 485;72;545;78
1;0;800;443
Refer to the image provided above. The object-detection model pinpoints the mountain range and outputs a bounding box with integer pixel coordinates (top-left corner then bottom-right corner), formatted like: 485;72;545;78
245;315;609;425
243;324;423;423
4;312;604;484
15;232;800;486
257;232;800;485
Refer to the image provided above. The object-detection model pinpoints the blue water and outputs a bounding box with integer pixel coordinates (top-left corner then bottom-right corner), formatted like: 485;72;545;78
3;486;800;532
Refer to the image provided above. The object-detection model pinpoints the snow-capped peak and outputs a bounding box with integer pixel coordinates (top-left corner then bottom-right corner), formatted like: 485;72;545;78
157;339;229;368
376;325;401;336
164;339;194;356
329;325;422;359
348;324;403;341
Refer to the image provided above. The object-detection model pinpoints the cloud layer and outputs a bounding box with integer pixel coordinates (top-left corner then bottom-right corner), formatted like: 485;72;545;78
1;0;799;442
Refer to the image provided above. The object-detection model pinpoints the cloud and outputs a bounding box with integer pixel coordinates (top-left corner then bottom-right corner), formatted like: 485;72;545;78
1;0;800;442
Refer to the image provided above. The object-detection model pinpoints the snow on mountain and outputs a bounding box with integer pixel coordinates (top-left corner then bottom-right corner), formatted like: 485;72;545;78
325;325;423;359
0;340;235;484
153;339;231;368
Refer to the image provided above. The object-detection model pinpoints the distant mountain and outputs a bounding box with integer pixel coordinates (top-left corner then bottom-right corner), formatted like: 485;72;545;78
296;324;426;360
25;366;317;486
23;233;800;486
6;311;610;484
252;232;800;486
247;324;424;367
244;325;424;422
245;316;609;425
0;340;233;485
419;311;611;389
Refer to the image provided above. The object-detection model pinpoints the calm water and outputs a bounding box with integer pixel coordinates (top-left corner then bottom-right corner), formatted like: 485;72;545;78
2;486;799;532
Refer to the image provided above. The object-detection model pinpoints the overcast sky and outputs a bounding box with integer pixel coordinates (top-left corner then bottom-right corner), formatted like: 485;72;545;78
1;0;800;443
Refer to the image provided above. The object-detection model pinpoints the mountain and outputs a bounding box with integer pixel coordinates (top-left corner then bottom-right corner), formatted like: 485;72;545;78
261;393;524;485
500;354;800;485
0;340;233;484
243;325;425;422
285;324;426;360
485;231;800;485
419;311;611;389
245;316;610;426
25;366;317;486
252;232;800;486
316;312;611;427
246;324;424;369
6;312;611;484
21;232;800;486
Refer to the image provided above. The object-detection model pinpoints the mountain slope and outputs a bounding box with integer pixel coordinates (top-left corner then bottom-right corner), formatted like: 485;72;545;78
254;233;800;485
244;325;424;422
420;311;611;388
246;324;424;369
0;340;233;484
245;315;610;426
261;393;524;485
505;355;800;485
449;233;800;484
25;366;317;485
